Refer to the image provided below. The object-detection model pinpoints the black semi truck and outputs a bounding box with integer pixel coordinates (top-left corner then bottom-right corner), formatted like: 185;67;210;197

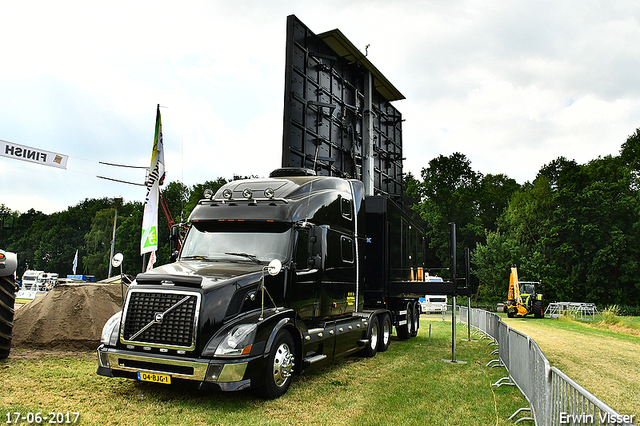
97;168;452;398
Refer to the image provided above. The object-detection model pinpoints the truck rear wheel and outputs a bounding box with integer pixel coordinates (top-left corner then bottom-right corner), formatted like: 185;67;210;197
410;302;420;338
378;313;392;352
361;315;379;357
259;330;295;399
0;275;15;360
397;302;413;340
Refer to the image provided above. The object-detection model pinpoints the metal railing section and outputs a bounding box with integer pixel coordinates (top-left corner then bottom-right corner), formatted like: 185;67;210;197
457;306;633;426
545;302;602;321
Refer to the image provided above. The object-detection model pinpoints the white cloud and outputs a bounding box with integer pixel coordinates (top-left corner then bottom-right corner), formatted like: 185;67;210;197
2;0;640;213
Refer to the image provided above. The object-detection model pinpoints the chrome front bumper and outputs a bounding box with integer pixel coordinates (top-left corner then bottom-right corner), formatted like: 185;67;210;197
97;345;251;385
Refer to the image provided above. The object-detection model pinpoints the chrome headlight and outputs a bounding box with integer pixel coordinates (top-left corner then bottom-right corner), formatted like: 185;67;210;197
100;312;122;346
214;324;257;357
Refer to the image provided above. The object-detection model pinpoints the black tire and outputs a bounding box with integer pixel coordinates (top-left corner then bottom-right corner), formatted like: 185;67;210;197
533;300;544;318
507;311;515;318
378;313;392;352
258;330;296;399
361;315;379;358
410;302;420;338
397;302;413;340
0;276;15;360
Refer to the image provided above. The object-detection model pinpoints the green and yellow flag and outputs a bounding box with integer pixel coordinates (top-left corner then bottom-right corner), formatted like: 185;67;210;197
141;104;165;255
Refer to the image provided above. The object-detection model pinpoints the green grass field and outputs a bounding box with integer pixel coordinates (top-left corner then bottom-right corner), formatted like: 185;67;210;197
501;313;640;416
3;313;636;425
1;318;527;426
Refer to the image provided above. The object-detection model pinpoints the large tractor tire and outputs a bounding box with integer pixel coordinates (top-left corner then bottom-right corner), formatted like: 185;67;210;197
533;300;544;318
0;275;15;359
0;250;17;360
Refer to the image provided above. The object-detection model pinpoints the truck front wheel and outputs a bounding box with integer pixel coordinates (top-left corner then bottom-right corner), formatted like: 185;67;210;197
259;330;296;399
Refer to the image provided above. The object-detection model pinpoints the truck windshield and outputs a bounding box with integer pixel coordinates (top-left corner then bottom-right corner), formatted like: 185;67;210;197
180;221;292;264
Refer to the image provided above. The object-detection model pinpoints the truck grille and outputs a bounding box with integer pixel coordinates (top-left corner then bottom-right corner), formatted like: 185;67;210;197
121;290;200;350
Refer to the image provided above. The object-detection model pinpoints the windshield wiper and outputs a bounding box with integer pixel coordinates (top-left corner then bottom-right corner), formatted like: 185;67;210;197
224;252;262;264
180;255;212;260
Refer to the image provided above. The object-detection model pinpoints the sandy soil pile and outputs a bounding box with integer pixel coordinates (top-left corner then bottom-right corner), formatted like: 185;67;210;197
12;283;125;351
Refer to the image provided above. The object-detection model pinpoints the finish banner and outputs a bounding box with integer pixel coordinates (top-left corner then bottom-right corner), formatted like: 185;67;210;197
0;139;68;169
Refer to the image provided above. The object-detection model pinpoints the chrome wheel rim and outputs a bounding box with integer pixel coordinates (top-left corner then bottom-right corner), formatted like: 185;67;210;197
273;342;294;388
382;318;391;345
370;321;379;350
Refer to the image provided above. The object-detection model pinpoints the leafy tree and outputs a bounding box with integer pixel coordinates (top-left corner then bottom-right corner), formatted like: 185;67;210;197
415;152;484;269
113;202;144;277
83;208;116;279
472;231;523;303
478;174;520;232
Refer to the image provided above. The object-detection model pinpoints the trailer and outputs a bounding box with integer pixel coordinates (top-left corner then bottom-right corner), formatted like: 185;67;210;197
97;169;452;398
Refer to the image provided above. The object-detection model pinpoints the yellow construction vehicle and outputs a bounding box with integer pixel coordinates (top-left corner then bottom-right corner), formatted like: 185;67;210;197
505;267;544;318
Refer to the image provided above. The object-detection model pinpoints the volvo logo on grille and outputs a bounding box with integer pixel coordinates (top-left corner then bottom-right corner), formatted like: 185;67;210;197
155;312;164;323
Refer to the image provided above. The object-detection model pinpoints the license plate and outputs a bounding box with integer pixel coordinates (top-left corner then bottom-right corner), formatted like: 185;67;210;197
137;371;171;384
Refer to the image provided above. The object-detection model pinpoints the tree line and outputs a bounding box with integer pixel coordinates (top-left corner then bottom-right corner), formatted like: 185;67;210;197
0;177;237;280
1;130;639;310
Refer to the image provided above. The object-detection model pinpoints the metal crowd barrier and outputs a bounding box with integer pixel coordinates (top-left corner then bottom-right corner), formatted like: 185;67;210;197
457;306;633;426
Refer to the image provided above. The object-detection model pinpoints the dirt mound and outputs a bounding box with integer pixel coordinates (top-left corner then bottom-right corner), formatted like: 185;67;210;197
12;283;125;351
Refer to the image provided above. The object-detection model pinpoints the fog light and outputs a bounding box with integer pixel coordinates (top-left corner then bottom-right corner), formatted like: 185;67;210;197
205;364;222;382
98;349;110;368
264;188;275;199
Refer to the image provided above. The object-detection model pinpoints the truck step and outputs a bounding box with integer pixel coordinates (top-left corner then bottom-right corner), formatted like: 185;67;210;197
303;354;327;365
357;339;369;347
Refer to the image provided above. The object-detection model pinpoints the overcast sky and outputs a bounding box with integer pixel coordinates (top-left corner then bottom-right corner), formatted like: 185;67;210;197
2;0;639;214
